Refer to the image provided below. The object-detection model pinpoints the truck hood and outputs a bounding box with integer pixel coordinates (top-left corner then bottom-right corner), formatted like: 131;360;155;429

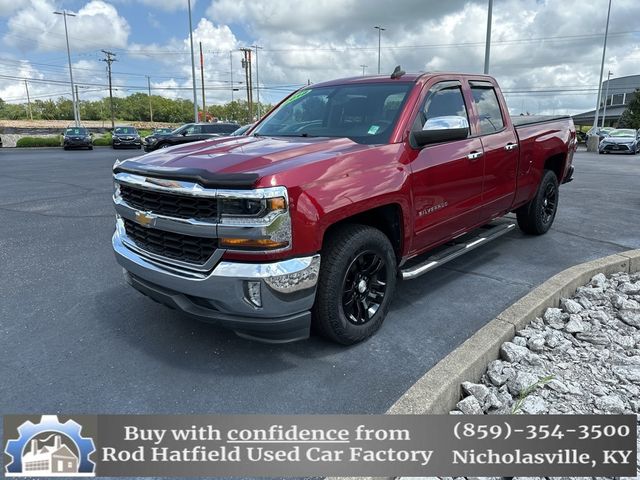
116;135;373;181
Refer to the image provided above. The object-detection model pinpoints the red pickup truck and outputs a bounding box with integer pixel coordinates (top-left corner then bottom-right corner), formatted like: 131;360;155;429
112;71;576;344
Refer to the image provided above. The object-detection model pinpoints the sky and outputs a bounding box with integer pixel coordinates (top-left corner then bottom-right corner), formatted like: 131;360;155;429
0;0;639;116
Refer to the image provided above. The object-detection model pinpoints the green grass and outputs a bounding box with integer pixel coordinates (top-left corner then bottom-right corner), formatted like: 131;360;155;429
16;136;62;147
92;133;112;146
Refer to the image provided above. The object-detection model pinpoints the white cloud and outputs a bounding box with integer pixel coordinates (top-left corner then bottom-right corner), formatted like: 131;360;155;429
3;0;130;53
138;0;194;12
0;0;19;16
204;0;640;115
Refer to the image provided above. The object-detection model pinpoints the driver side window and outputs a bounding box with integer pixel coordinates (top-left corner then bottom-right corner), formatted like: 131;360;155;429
413;84;469;132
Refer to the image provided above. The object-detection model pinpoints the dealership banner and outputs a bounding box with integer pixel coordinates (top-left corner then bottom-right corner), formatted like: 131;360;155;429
3;414;636;477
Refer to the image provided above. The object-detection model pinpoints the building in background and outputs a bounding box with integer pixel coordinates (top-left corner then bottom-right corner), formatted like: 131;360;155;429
572;74;640;128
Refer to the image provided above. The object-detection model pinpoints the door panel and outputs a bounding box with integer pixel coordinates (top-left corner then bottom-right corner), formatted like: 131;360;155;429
410;136;485;253
469;85;518;215
407;81;485;254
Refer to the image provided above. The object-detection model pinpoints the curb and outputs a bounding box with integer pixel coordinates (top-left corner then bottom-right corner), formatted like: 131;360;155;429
387;249;640;415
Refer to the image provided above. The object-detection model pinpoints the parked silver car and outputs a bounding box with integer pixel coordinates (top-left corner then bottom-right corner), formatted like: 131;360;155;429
598;128;640;154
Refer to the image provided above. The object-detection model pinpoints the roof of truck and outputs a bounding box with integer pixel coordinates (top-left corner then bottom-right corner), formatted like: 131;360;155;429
310;72;496;88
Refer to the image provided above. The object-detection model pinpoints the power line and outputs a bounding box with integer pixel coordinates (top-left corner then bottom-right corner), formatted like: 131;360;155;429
101;50;117;129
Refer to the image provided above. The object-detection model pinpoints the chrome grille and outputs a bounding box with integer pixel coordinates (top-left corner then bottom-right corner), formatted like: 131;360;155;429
120;184;218;220
123;218;216;264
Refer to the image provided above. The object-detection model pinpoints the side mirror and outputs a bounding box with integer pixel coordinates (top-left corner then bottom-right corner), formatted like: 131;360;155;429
411;115;470;147
182;131;188;136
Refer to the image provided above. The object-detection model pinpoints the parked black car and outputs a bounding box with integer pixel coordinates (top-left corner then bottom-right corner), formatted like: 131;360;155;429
112;126;142;149
143;122;240;152
63;127;93;150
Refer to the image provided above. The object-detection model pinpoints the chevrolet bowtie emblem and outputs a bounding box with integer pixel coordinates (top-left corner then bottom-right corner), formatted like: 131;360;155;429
135;211;156;227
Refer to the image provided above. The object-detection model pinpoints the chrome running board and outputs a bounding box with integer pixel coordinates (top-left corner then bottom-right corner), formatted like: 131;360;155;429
400;221;516;280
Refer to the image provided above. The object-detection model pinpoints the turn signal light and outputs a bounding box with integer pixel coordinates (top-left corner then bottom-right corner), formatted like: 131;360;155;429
219;238;289;250
267;197;287;211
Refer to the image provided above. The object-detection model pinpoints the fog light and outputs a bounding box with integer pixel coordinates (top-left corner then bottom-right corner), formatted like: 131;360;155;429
245;281;262;308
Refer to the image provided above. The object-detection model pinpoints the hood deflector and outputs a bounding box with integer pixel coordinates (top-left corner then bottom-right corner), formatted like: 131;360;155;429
114;161;260;188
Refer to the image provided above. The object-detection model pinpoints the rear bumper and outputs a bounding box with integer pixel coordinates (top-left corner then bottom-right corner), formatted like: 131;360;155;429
113;229;319;343
562;165;575;184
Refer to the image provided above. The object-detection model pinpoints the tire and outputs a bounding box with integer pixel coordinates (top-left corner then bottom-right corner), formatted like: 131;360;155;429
160;143;170;149
88;146;93;150
516;169;559;235
312;224;397;345
63;146;68;151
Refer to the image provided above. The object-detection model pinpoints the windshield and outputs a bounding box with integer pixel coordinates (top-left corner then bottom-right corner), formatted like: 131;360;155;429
114;127;137;135
253;82;413;144
171;124;191;135
65;128;88;135
609;129;636;137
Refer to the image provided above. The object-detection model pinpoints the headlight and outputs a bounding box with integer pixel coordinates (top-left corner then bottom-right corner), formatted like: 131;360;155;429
220;197;286;217
217;187;291;251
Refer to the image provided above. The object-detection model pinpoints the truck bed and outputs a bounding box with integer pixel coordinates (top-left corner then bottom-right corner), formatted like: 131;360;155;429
510;114;571;128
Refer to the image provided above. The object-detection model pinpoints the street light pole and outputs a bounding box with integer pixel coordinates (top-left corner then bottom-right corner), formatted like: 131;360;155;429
146;75;153;123
251;45;262;118
484;0;493;74
360;64;367;76
601;70;612;128
374;26;385;74
54;10;78;126
187;0;198;123
593;0;612;130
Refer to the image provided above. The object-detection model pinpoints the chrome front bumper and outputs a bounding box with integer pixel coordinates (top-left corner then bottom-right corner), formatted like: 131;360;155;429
113;228;320;342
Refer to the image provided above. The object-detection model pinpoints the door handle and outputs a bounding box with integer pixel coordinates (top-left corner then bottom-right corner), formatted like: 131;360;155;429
504;143;518;151
467;151;483;161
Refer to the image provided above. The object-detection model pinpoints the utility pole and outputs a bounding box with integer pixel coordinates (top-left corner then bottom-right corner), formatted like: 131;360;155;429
24;80;33;120
53;10;78;126
75;84;81;124
146;75;153;123
593;0;612;130
240;48;253;122
199;42;206;120
229;51;234;102
187;0;198;123
374;26;385;74
360;64;367;76
601;70;612;128
484;0;493;74
101;50;117;129
251;45;262;118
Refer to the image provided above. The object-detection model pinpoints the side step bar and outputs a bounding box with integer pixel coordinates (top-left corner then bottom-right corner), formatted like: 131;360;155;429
400;221;516;280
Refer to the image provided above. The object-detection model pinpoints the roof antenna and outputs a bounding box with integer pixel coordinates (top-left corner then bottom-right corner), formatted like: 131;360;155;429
390;65;405;79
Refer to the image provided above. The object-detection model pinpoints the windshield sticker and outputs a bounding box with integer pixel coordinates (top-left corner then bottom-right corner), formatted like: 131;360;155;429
282;89;311;106
368;125;380;135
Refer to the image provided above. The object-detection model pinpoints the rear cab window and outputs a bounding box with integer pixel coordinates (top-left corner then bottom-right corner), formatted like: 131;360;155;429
470;83;505;135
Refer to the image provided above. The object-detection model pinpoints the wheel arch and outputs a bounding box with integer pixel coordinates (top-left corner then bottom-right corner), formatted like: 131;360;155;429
321;203;405;262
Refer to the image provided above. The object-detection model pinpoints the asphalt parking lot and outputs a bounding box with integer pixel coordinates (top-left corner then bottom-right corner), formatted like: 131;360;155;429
1;146;639;421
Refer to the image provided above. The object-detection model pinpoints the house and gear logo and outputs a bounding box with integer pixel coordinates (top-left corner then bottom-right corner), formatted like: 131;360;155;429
4;415;96;477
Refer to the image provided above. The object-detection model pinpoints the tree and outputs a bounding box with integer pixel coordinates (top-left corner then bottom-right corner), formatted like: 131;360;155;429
618;89;640;129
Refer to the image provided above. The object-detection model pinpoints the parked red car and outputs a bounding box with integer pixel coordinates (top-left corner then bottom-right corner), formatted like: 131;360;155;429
112;71;576;344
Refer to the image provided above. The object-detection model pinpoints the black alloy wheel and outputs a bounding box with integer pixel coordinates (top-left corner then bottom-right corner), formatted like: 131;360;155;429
312;224;397;344
341;251;388;325
516;169;559;235
540;182;557;225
